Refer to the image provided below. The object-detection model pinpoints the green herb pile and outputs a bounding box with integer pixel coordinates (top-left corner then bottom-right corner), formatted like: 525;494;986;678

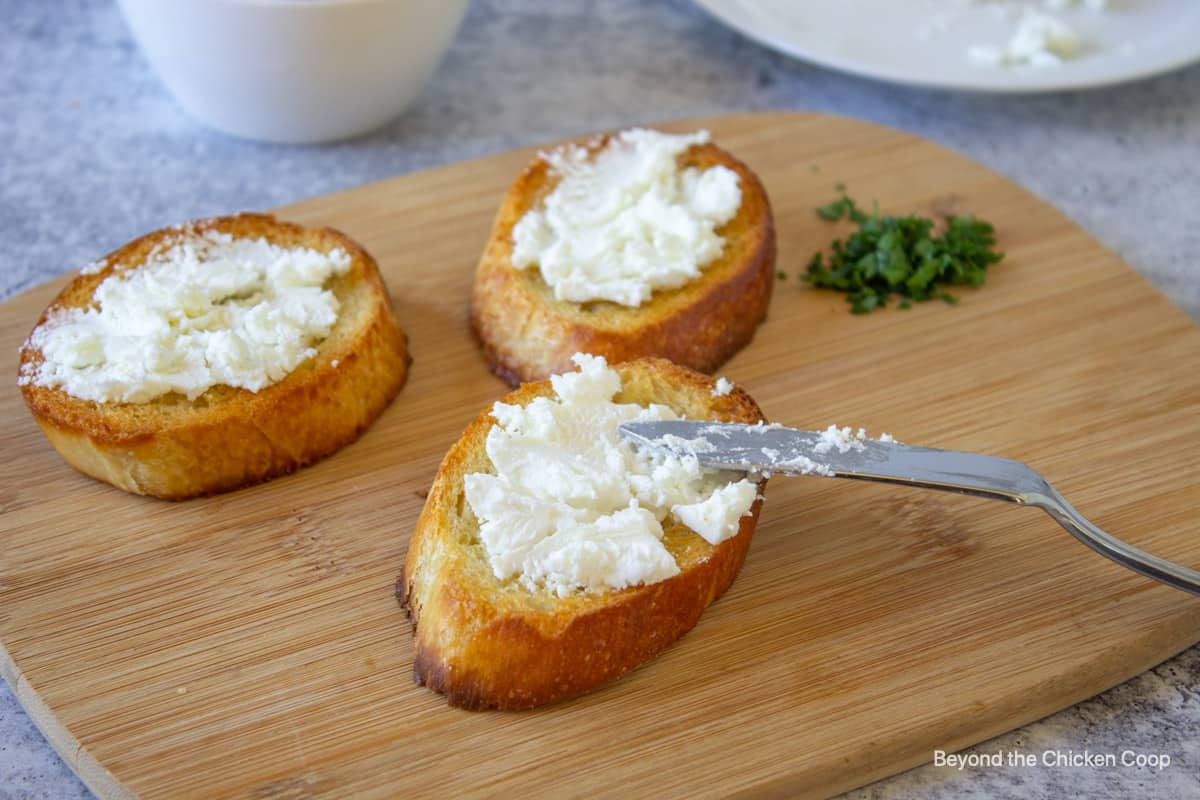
804;190;1004;314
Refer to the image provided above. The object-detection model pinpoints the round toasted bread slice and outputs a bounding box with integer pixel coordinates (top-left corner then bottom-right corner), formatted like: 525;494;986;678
470;132;776;386
18;213;410;500
399;357;767;710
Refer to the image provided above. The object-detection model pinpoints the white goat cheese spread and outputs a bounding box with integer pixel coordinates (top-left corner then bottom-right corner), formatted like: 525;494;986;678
21;229;350;403
463;353;758;597
510;128;742;307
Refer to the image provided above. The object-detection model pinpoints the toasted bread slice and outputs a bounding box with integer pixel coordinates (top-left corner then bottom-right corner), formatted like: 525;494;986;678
471;132;776;386
18;213;410;499
399;357;767;710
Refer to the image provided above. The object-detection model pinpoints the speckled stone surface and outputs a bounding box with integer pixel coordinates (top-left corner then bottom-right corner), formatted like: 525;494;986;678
1;1;1198;798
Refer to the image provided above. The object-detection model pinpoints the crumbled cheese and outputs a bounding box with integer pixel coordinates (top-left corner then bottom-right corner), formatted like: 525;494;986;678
813;424;868;455
918;1;1109;69
511;128;742;307
700;423;736;438
463;353;757;598
771;424;899;476
671;481;759;547
773;454;834;477
659;433;717;453
712;376;734;397
811;424;898;454
23;230;350;403
966;6;1086;68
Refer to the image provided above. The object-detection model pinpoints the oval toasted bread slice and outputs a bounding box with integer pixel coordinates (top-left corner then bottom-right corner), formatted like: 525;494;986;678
400;357;767;710
471;132;776;386
18;213;410;499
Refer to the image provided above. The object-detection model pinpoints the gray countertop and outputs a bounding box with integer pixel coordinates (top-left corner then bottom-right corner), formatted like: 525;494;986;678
2;1;1198;798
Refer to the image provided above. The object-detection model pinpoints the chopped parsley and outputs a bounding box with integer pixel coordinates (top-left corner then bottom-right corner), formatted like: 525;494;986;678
805;190;1003;314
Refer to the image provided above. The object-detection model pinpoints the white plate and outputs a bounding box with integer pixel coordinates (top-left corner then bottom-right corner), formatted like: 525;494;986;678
692;0;1200;92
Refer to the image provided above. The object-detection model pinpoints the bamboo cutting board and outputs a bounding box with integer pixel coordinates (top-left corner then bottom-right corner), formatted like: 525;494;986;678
2;113;1199;800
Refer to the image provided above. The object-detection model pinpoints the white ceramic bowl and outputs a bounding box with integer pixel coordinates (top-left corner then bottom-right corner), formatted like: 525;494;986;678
117;0;470;143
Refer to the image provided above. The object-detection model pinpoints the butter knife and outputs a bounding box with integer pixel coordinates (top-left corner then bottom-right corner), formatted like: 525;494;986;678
618;420;1200;596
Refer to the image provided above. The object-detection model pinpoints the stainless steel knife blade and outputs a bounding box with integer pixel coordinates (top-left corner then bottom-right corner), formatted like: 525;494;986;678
618;420;1200;596
617;420;1048;500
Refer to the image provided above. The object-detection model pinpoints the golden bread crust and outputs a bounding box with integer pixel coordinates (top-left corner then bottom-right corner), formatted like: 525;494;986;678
18;213;410;499
400;357;767;710
470;135;776;386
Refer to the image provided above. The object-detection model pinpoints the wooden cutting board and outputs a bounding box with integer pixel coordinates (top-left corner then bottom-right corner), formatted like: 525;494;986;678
2;113;1198;800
